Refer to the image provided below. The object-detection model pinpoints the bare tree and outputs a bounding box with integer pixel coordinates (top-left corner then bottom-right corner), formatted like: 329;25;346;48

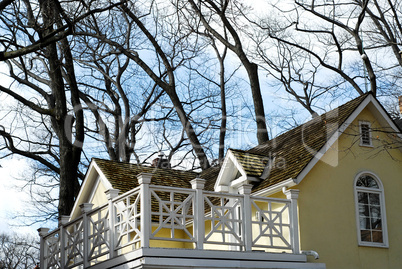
178;0;270;144
252;0;402;107
0;233;39;269
80;1;213;169
0;0;89;216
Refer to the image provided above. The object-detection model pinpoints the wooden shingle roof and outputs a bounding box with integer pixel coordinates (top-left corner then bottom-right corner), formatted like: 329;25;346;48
93;158;198;193
91;94;369;195
229;149;270;177
247;93;368;192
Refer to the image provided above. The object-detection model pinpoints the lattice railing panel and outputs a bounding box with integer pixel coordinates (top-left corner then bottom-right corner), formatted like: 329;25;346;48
40;181;301;269
250;197;292;250
203;193;244;246
88;204;110;263
150;187;195;242
64;218;84;268
114;189;142;250
44;230;62;269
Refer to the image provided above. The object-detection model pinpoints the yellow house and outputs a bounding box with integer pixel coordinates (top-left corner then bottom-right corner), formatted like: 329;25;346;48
38;93;402;269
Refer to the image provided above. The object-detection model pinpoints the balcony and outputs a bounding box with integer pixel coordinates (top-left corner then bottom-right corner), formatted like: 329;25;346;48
38;173;324;269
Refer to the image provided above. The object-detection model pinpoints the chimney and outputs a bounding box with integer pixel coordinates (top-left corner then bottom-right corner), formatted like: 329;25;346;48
151;152;171;169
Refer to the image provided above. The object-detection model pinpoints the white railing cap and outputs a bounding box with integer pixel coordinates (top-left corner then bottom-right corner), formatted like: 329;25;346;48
137;172;153;184
190;178;206;189
238;184;253;195
105;188;120;199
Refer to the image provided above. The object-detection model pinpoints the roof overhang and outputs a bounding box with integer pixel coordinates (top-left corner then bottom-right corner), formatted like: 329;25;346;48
69;159;114;221
253;178;297;197
214;149;258;192
295;94;402;185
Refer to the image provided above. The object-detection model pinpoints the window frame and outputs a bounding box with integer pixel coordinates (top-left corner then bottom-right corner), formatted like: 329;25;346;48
354;172;388;248
359;121;373;147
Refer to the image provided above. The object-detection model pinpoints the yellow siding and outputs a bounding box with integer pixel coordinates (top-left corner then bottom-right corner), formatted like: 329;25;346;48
294;107;402;269
90;179;108;208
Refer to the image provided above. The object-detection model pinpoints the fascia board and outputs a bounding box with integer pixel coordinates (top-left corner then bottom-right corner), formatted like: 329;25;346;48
87;177;101;205
253;178;297;197
228;151;248;178
214;152;232;191
69;160;113;220
92;161;113;190
70;161;97;220
295;95;376;184
214;150;248;191
367;95;402;139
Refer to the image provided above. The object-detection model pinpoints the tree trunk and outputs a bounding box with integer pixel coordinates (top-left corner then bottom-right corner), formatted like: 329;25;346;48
243;61;269;144
41;0;81;216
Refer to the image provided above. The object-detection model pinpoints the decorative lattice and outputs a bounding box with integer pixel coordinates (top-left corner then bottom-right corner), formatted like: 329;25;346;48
64;219;84;268
150;188;195;242
204;194;243;246
251;198;292;250
88;205;110;262
40;183;300;269
44;231;61;269
114;190;142;250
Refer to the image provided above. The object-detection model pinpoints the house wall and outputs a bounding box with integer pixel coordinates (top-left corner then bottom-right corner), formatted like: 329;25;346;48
293;107;402;269
90;178;108;208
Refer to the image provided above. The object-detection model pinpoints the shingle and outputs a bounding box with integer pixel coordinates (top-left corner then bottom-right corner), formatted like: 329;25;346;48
247;93;369;192
229;149;270;177
91;94;369;195
93;159;199;194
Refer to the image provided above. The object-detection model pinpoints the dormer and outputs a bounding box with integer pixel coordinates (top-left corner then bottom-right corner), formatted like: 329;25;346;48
214;149;272;193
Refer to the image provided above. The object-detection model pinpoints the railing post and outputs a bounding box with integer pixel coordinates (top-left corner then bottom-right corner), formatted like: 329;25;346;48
58;216;69;269
80;203;93;268
105;189;120;258
137;173;152;248
238;184;253;251
284;189;300;254
191;178;206;250
38;228;50;269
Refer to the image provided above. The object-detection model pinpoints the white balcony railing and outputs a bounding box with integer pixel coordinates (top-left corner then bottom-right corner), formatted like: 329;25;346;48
38;173;300;269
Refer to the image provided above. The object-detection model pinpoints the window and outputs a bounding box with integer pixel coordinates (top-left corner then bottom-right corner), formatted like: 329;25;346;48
359;121;372;146
354;172;388;247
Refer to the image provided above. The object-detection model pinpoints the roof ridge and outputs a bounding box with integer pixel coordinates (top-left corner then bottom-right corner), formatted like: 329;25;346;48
92;158;200;176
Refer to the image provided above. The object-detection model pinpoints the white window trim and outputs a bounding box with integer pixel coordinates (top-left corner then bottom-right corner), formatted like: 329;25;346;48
354;171;389;248
359;121;373;147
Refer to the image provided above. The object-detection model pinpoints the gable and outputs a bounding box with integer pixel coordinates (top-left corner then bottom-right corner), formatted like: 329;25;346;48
294;94;402;185
248;94;369;194
213;93;401;197
69;158;199;220
214;149;268;192
294;106;402;269
70;161;113;220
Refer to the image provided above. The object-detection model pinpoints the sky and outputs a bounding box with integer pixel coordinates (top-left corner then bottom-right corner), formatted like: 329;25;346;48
0;63;45;236
0;158;40;235
0;0;399;237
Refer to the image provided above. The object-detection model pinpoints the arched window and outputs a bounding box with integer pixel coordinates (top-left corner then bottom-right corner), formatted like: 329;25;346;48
354;172;388;247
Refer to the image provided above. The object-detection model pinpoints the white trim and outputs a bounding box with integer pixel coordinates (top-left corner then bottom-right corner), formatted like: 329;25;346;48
92;161;114;190
214;150;249;192
87;176;101;204
253;178;297;197
296;94;401;184
295;96;371;183
69;159;114;220
88;248;326;269
353;171;389;248
369;95;402;139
